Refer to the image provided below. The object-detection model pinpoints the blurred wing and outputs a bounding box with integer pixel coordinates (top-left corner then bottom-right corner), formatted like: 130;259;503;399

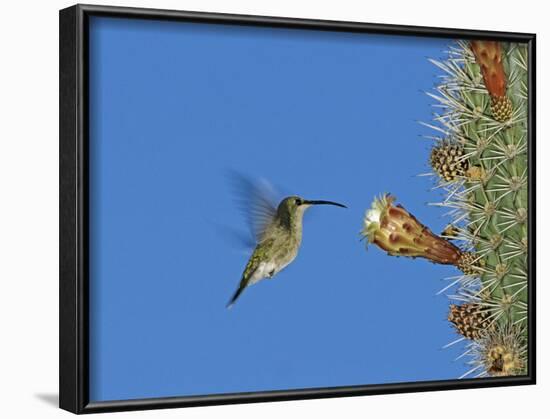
229;172;278;243
210;221;256;250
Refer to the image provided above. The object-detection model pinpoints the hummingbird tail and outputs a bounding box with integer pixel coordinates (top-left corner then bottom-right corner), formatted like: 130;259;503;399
226;286;246;309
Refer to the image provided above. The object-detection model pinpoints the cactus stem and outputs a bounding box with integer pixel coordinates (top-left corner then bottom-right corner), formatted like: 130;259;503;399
421;41;527;377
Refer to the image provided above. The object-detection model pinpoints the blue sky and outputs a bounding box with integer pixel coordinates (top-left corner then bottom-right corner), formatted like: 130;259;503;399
89;16;466;402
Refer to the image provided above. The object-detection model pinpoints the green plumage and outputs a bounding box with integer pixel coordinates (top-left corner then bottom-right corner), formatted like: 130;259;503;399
241;238;276;283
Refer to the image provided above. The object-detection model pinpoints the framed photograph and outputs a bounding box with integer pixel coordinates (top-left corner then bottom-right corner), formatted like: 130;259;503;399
59;4;536;414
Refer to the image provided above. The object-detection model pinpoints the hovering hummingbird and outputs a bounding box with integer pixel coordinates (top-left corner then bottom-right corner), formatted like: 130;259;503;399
227;182;346;308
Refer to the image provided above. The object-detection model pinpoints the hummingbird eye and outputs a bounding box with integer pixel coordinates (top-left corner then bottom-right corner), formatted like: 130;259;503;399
295;198;302;206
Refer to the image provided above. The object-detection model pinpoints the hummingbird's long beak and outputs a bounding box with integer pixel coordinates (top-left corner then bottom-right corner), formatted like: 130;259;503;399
304;199;347;208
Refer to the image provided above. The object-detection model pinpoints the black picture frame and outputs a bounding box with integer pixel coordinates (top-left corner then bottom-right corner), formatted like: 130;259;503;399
59;3;536;414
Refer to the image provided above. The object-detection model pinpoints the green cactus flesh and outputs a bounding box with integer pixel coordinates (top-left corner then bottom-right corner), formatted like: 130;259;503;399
427;41;528;376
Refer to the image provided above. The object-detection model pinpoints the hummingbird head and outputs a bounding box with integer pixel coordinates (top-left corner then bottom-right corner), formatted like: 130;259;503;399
278;195;347;220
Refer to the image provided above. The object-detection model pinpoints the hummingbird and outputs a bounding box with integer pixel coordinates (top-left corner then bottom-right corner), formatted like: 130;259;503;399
227;190;346;308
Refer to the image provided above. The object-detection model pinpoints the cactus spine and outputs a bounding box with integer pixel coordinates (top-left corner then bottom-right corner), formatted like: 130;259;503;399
426;41;528;377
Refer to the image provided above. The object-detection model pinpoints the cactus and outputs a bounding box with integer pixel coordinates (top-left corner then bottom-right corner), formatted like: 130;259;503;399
361;40;528;378
425;40;529;377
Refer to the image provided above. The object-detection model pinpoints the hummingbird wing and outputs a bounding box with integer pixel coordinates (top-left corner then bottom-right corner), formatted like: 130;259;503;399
229;172;278;243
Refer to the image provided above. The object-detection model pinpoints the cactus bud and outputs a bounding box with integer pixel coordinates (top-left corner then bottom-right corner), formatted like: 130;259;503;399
457;252;481;276
430;140;469;182
491;95;513;123
448;303;490;340
479;324;526;377
470;41;512;122
361;194;464;265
